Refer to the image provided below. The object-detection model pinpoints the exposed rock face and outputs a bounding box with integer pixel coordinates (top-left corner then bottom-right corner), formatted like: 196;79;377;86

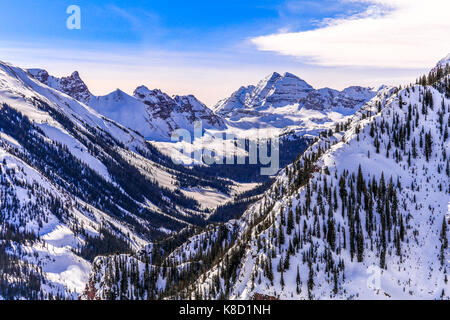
214;72;376;117
134;86;178;121
298;86;377;113
214;72;314;116
133;85;225;133
28;69;92;104
27;70;225;140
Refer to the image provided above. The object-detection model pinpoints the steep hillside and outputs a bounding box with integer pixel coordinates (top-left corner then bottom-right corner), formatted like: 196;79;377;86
0;60;237;299
85;60;450;300
191;65;450;300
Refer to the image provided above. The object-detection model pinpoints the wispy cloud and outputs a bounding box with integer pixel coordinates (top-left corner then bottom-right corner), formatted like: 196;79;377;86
108;5;142;28
2;1;442;106
251;0;450;69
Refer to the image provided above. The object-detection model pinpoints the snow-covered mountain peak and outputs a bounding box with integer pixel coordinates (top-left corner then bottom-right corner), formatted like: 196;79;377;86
214;71;377;122
133;85;210;110
252;71;314;107
134;85;160;96
260;71;311;88
27;68;92;104
91;89;138;107
108;88;128;100
281;72;313;89
70;70;81;79
133;85;172;104
132;84;225;134
213;71;315;115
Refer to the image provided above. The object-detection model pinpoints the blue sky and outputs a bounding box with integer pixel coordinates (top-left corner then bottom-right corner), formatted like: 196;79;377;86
1;1;448;105
0;1;368;46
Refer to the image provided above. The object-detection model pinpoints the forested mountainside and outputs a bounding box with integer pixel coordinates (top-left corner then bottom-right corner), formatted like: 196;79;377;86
0;61;252;299
84;61;450;300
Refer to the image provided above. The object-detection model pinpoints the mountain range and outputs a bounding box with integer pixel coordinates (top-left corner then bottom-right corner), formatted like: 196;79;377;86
0;54;449;300
83;56;450;300
214;71;377;117
28;68;379;167
0;60;251;298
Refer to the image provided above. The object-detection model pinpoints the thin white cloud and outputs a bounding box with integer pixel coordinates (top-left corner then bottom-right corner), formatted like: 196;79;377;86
251;0;450;69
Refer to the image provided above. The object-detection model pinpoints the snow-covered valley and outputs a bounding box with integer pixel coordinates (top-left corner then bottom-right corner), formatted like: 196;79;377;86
0;55;449;300
81;57;450;300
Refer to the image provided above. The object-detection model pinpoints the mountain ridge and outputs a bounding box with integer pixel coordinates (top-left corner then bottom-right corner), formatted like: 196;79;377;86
27;69;224;141
213;71;377;117
82;56;450;300
1;54;448;300
0;60;244;299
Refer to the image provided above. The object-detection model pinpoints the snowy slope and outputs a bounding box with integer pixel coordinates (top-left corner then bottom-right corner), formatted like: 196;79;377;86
28;68;375;168
153;73;378;166
85;57;450;300
28;69;225;141
0;132;147;299
188;77;450;300
214;72;376;117
88;89;171;141
0;60;243;299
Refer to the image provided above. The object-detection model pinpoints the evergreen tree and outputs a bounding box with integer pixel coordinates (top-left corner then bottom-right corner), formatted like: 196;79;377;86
441;217;448;266
296;265;301;294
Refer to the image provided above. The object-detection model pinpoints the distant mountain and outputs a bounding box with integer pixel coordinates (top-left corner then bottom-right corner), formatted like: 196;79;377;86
27;68;376;167
0;60;242;299
214;72;377;118
298;86;379;114
84;55;450;300
214;72;314;115
88;88;171;141
28;69;92;104
28;69;224;141
133;85;225;134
